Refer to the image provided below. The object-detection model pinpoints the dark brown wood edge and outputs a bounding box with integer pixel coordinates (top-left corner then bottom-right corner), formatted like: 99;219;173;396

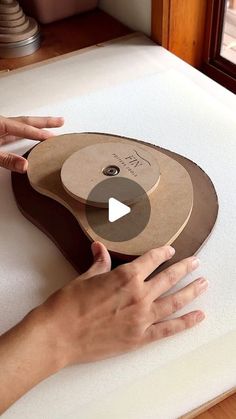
202;0;236;93
11;134;219;276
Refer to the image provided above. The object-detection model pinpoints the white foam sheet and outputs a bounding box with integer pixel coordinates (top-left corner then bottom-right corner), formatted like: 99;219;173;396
0;35;236;418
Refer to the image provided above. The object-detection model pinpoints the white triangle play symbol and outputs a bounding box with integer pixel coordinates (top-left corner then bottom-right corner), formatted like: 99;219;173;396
108;197;131;222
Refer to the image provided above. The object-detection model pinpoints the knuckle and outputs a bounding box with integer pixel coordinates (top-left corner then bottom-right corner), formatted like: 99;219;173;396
148;248;158;263
130;283;144;304
162;324;174;338
0;153;14;169
118;264;141;283
22;125;28;136
165;268;177;287
19;116;28;124
114;265;130;283
183;314;195;329
46;117;52;127
194;282;200;298
171;295;183;312
187;258;195;274
129;310;147;338
161;246;172;260
129;265;140;281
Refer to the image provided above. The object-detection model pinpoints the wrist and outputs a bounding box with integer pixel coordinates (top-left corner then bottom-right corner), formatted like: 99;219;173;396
26;304;67;373
0;305;64;413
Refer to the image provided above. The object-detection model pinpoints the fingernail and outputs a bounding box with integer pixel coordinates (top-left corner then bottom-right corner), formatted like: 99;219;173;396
198;278;209;294
168;246;175;257
192;258;200;270
196;312;205;322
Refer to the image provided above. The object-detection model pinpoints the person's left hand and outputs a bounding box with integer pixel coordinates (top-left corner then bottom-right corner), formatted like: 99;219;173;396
0;115;64;172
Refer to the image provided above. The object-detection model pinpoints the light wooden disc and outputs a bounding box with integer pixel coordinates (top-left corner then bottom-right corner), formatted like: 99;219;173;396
27;133;194;256
0;1;20;14
0;18;29;33
0;9;23;21
0;15;26;27
0;17;38;42
61;142;160;207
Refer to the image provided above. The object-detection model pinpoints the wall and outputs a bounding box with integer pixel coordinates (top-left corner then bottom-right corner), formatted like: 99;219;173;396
98;0;151;35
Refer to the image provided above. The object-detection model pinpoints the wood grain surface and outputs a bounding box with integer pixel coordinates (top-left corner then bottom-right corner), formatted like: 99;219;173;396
197;391;236;418
152;0;208;68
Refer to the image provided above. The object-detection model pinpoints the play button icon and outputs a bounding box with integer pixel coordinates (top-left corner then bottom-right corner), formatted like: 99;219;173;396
108;198;131;222
85;177;151;242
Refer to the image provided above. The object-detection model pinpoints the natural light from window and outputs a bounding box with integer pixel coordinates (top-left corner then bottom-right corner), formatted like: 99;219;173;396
221;0;236;64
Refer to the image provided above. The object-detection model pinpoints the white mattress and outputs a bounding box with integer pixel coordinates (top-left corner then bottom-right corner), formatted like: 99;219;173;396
0;34;236;419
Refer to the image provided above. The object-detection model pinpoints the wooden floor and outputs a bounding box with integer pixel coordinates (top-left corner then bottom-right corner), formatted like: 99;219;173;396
197;392;236;418
0;9;131;71
0;7;235;418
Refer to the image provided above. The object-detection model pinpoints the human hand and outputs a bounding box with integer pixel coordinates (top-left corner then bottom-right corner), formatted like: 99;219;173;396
39;242;208;367
0;115;64;172
0;243;208;412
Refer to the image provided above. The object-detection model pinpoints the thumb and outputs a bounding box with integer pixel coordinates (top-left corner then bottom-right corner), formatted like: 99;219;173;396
0;152;28;173
82;242;111;280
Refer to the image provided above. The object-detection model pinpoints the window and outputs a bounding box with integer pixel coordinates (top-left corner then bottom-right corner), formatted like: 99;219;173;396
221;0;236;64
202;0;236;93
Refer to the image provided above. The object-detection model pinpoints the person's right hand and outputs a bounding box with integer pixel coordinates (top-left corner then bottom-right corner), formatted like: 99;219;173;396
38;243;208;366
0;243;208;413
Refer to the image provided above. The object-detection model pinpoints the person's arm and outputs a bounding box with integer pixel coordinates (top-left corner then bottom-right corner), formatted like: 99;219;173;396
0;115;64;172
0;242;208;413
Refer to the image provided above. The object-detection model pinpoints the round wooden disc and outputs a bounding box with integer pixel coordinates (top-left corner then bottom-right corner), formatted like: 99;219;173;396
0;15;26;27
0;1;20;14
61;142;160;207
0;9;23;21
0;18;29;33
0;17;38;42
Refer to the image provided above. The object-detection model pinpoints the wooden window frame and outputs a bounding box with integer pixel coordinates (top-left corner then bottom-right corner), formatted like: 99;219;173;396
151;0;208;68
202;0;236;93
151;0;236;93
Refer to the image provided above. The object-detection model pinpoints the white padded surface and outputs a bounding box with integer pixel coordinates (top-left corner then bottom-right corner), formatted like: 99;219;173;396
0;35;236;418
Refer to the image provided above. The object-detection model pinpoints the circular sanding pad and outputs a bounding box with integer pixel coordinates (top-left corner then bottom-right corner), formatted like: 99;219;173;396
61;142;160;207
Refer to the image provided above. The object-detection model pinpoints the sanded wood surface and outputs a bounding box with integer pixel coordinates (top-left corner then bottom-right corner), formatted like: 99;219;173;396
27;133;194;256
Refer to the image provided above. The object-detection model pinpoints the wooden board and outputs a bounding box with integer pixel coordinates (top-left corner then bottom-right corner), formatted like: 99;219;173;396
12;133;218;273
27;133;194;256
60;142;161;206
